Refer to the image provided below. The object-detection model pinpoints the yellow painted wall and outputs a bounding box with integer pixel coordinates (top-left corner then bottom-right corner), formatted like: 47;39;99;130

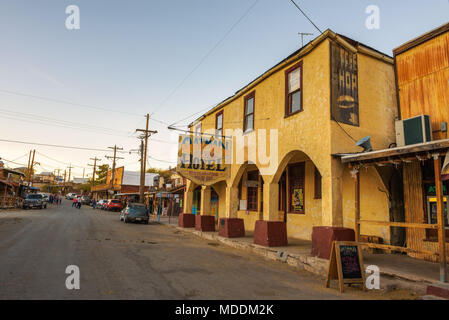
184;34;397;242
342;166;391;243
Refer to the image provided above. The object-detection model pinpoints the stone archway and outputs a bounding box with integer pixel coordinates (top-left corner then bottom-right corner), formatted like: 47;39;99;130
254;149;324;247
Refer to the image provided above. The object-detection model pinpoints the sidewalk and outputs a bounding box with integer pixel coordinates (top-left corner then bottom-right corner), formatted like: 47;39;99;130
157;215;448;292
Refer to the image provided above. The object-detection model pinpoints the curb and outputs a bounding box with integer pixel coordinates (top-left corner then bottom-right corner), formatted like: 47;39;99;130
162;222;439;290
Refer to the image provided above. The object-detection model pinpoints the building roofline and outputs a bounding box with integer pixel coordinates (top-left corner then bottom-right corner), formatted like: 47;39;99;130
189;29;394;127
393;22;449;56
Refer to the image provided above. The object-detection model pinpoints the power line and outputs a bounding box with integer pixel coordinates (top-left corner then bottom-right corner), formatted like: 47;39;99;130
0;89;143;117
151;0;260;116
35;151;88;169
169;105;218;128
288;0;323;34
0;138;130;153
0;108;137;138
148;155;177;164
0;89;169;126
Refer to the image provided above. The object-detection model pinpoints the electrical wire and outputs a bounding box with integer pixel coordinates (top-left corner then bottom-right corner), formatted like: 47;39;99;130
0;89;143;117
35;151;88;169
0;109;137;138
0;89;168;126
0;138;129;153
288;0;323;34
151;0;260;117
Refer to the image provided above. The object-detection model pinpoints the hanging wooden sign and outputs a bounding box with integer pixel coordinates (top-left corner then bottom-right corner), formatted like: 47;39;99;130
325;241;366;293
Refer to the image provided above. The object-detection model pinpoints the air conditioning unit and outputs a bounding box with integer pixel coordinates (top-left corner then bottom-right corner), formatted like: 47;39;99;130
395;115;432;147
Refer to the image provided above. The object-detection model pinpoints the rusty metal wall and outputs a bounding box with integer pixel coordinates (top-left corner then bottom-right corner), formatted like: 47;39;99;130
396;31;449;140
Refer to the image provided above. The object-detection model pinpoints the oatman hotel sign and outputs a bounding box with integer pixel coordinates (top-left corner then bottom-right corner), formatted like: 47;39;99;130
177;134;232;186
177;129;279;185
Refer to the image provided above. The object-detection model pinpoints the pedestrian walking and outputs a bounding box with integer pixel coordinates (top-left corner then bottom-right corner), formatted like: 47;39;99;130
72;197;77;207
92;199;96;209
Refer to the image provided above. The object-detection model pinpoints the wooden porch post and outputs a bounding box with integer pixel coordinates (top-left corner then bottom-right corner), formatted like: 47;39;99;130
355;167;360;243
3;185;7;208
434;155;447;283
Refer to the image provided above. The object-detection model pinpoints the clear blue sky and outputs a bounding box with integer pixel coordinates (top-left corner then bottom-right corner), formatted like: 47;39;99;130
0;0;447;177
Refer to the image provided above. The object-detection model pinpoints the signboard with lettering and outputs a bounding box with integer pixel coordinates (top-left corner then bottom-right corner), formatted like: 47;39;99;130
177;134;231;186
330;41;359;126
325;241;366;293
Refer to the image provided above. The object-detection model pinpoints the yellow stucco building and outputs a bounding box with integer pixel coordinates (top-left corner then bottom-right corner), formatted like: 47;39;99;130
177;29;398;249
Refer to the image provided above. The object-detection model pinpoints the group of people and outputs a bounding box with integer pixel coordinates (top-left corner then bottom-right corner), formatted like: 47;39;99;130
48;194;62;205
72;196;82;209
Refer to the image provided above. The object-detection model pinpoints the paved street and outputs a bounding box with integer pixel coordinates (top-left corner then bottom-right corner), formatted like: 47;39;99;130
0;200;415;300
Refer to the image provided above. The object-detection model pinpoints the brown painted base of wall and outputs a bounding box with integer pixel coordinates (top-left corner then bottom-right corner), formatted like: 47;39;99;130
178;213;195;228
311;226;355;259
254;220;288;247
195;215;215;232
218;218;245;238
427;283;449;299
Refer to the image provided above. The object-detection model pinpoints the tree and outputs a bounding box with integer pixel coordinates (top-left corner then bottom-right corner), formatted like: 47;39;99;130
146;168;170;180
95;164;109;185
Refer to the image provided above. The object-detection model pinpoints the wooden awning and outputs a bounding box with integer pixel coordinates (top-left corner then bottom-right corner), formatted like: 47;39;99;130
339;139;449;165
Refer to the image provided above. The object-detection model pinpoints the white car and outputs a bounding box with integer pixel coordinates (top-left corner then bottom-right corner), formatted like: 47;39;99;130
96;200;108;210
65;193;77;200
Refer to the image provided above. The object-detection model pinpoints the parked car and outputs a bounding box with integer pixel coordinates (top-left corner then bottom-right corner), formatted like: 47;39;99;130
65;193;78;200
120;203;149;224
96;200;108;210
80;195;92;205
38;193;50;203
106;199;123;212
23;194;47;209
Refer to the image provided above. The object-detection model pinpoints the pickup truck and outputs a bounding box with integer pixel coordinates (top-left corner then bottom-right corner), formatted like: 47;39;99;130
23;194;47;209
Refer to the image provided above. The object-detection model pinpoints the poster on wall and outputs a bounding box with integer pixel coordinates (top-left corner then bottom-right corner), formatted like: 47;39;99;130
330;41;359;126
292;188;304;211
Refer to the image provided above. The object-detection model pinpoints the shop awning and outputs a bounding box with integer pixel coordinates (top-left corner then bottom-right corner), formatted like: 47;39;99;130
338;139;449;165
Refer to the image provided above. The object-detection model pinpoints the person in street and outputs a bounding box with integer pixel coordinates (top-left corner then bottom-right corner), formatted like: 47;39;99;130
72;197;77;207
77;197;82;209
92;199;96;209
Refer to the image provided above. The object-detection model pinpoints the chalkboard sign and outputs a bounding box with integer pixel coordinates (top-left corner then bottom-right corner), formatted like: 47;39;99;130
325;241;366;293
339;245;362;279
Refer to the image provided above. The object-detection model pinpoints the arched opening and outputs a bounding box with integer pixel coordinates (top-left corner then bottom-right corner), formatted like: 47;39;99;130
231;162;264;232
272;150;323;240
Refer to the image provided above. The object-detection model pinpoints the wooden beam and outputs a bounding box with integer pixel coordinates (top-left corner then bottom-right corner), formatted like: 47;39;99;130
434;155;447;283
358;220;439;229
359;242;438;256
355;168;360;242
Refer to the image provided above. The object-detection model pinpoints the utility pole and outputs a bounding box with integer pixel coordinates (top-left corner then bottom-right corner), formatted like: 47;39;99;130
105;145;124;189
66;164;74;192
88;157;101;187
63;169;67;193
67;164;74;183
26;150;32;185
136;113;158;204
82;168;85;179
28;150;36;187
138;139;145;201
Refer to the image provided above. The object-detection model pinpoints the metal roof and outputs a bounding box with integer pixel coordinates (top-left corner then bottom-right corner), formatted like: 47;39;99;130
340;139;449;164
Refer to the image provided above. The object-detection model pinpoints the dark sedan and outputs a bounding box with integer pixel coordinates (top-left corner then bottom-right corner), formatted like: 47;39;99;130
120;203;149;224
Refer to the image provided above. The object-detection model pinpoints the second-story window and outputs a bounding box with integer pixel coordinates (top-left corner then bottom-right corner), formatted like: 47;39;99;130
195;123;202;137
285;61;303;117
244;91;255;133
215;110;223;137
